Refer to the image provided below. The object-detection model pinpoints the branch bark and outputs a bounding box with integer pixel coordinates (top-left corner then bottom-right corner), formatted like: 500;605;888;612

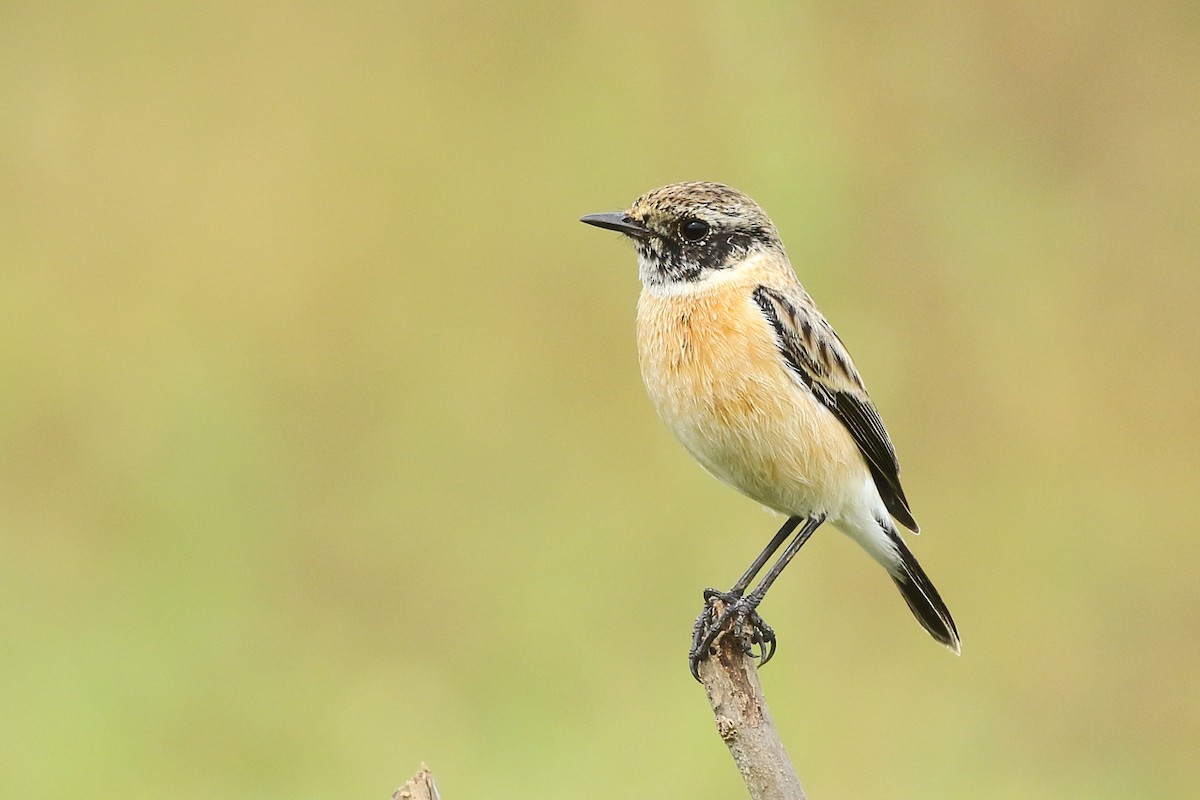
696;615;807;800
392;764;440;800
392;612;805;800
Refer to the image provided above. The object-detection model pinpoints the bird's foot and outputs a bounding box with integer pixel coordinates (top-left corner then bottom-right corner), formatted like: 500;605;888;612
688;588;776;681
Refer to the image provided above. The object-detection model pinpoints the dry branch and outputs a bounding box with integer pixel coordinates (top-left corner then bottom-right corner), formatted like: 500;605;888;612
392;764;440;800
391;610;805;800
696;614;806;800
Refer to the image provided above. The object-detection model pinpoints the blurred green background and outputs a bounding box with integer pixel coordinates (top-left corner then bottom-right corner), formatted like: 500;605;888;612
2;2;1198;798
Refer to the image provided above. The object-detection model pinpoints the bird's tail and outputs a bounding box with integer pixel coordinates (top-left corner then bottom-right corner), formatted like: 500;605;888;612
888;532;961;654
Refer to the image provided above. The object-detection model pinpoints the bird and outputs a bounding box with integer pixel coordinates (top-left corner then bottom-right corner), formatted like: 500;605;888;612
581;182;960;679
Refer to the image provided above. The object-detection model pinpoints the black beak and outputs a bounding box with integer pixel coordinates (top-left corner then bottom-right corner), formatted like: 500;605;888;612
580;211;652;240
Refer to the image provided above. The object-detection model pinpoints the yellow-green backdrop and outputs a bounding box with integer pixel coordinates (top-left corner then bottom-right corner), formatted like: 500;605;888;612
2;3;1197;798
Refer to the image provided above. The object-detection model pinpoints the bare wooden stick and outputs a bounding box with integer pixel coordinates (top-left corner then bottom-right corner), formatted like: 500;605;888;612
696;611;807;800
391;613;805;800
392;764;440;800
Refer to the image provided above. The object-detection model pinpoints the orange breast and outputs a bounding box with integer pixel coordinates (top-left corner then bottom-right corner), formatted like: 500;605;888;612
635;278;867;517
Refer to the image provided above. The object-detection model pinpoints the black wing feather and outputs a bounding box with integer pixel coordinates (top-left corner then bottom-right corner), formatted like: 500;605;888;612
752;286;919;532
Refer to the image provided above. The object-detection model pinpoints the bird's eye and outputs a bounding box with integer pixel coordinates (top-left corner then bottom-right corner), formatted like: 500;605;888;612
680;219;710;242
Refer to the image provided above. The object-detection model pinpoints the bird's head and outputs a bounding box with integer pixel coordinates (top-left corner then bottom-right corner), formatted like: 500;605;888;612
581;182;785;289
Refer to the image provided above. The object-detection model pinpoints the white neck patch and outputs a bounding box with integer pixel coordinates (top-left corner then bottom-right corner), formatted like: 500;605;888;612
638;250;770;297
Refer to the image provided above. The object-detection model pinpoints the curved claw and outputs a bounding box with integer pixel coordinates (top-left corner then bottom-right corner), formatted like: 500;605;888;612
689;603;716;682
688;620;707;680
746;610;777;667
758;635;778;667
689;605;730;681
688;650;704;682
688;632;718;682
688;591;780;679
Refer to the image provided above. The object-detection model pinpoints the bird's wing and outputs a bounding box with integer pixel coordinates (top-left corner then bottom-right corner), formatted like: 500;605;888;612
752;285;919;532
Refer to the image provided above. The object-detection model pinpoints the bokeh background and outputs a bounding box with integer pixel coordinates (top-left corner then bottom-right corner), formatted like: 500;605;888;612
2;3;1198;798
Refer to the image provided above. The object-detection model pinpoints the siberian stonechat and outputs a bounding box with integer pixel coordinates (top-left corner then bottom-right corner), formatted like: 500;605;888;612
582;182;959;678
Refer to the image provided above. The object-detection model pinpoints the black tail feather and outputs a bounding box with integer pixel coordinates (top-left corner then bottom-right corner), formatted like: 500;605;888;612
890;535;960;654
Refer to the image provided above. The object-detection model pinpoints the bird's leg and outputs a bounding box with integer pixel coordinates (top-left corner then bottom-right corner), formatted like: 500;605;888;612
689;516;798;671
689;514;826;680
728;516;802;597
726;514;825;658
